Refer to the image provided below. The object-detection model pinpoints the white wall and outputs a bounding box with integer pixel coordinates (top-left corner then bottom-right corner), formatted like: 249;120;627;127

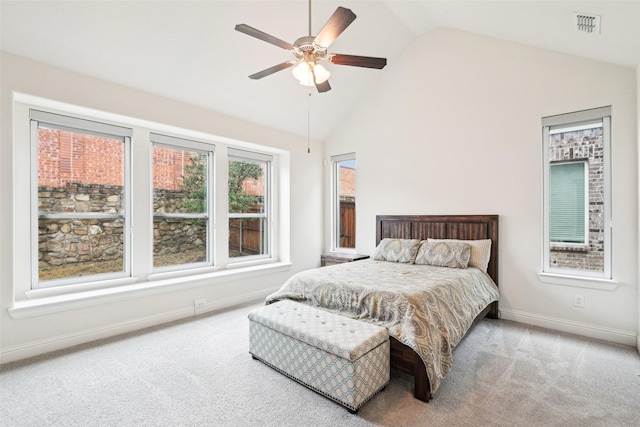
637;61;640;354
324;28;638;345
0;52;324;362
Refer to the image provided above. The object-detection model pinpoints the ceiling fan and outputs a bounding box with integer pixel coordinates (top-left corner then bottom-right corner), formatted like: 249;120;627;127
235;1;387;93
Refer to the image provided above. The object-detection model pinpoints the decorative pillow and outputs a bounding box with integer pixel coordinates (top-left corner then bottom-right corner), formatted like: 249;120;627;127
427;238;492;272
371;238;421;263
414;241;471;269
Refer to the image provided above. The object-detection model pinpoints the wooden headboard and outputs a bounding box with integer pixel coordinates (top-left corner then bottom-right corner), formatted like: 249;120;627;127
375;215;499;287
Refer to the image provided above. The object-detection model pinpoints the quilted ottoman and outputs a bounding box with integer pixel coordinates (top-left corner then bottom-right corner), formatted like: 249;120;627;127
248;300;390;413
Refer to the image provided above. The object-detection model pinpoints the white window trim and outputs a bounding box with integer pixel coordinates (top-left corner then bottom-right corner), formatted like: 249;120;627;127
330;152;356;253
537;272;618;291
540;106;614;290
12;93;289;309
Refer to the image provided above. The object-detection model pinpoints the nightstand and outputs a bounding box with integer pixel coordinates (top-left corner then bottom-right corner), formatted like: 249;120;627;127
320;253;369;267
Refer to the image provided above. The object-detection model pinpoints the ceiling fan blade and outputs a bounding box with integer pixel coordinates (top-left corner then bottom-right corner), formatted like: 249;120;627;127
315;80;331;93
328;54;387;69
235;24;295;50
249;62;294;80
314;7;357;48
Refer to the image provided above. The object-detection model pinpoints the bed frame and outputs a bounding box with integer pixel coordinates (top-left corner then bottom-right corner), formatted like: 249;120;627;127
375;214;499;402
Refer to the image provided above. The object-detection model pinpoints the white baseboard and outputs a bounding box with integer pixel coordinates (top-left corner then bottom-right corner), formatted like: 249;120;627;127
499;308;637;347
0;307;192;364
0;287;279;365
193;287;278;316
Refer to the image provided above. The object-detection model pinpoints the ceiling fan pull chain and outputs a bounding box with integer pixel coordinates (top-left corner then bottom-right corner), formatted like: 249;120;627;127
307;89;312;153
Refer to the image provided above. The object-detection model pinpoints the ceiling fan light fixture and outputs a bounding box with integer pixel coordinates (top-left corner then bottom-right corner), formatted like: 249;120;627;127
292;62;330;86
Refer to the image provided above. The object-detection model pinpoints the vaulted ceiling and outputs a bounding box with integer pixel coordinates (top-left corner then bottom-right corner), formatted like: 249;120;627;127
2;1;639;140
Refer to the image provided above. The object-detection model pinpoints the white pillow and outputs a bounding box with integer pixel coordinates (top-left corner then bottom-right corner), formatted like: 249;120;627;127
427;238;492;272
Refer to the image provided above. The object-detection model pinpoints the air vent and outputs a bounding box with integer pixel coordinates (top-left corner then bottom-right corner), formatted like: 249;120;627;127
573;13;601;34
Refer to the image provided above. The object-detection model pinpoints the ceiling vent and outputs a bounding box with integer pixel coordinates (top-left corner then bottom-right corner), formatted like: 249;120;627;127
573;13;601;34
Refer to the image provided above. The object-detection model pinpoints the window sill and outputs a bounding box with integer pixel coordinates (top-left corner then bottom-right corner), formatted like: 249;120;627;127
331;247;357;253
537;272;618;291
550;243;589;252
9;261;291;320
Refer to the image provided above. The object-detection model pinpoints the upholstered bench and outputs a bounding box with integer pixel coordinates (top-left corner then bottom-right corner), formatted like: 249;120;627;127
248;300;390;413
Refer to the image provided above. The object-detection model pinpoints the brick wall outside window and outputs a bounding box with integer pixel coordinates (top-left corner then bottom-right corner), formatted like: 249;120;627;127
39;128;187;190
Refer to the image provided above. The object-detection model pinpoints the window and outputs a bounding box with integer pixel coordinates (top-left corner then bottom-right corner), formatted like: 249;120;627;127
31;110;132;288
228;149;271;261
152;133;214;271
16;98;286;305
542;106;611;280
331;153;356;251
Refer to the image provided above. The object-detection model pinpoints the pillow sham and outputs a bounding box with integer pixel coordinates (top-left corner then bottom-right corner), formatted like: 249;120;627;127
427;238;492;272
414;240;471;269
371;238;421;263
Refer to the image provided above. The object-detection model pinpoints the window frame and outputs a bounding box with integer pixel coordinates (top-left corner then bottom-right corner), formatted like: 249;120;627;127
30;110;133;289
151;133;215;273
227;148;273;263
331;152;357;252
541;106;612;282
13;95;288;309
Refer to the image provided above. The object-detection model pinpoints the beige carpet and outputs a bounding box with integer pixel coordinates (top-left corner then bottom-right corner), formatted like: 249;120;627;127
1;301;639;427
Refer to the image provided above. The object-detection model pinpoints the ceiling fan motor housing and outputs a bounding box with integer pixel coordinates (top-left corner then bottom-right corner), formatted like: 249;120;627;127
294;36;327;62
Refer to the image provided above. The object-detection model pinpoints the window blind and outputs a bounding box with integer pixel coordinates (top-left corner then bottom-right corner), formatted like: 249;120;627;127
549;162;587;243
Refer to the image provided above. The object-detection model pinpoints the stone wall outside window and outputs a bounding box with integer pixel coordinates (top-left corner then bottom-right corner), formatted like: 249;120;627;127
38;183;206;278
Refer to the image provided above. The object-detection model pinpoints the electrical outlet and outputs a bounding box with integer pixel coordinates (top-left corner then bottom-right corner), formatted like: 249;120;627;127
194;298;206;308
574;295;585;308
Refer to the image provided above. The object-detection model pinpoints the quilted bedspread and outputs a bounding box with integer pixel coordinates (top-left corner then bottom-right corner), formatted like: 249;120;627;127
266;259;499;393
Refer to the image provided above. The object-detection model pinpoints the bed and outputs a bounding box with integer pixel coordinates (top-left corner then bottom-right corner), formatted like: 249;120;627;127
267;214;499;402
